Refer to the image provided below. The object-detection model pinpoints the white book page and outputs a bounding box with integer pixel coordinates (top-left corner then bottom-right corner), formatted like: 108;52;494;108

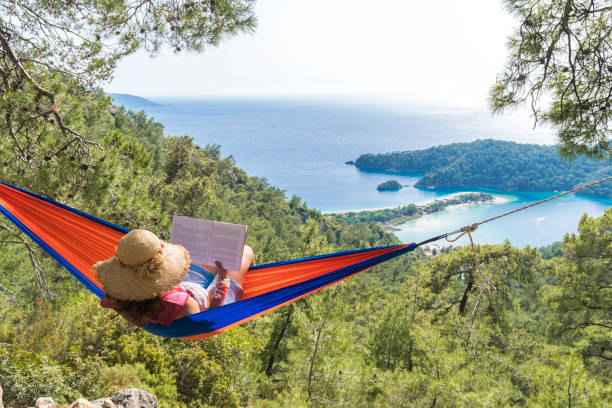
170;216;247;271
207;222;248;271
170;215;212;265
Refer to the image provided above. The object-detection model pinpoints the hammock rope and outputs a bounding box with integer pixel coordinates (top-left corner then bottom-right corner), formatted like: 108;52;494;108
446;224;496;292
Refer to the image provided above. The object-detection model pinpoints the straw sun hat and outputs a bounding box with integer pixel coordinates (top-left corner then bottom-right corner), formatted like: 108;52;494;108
94;229;190;301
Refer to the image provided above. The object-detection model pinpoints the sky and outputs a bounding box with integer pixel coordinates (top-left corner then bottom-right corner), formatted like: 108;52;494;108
106;0;519;107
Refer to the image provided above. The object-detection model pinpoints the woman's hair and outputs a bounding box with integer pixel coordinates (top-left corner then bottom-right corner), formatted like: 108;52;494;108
107;295;160;328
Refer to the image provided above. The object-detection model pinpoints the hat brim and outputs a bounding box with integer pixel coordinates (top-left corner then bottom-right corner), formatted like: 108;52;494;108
95;242;190;301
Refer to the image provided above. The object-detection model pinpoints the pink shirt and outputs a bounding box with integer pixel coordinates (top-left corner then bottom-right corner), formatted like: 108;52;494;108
150;288;190;325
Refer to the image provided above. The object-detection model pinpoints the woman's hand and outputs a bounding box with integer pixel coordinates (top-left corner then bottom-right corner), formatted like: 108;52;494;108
215;261;228;280
210;261;230;308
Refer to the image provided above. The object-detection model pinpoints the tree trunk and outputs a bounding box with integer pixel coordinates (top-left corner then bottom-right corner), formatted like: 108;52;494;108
458;273;474;315
307;287;338;401
386;308;400;369
264;304;294;377
408;340;414;372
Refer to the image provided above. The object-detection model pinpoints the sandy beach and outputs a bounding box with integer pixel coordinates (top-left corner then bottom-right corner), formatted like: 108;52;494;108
323;192;512;215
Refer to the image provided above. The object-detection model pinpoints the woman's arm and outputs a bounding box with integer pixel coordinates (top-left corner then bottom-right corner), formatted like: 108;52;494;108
174;297;202;320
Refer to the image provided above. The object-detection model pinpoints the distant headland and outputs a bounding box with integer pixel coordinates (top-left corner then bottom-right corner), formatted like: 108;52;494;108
108;93;162;108
352;139;612;198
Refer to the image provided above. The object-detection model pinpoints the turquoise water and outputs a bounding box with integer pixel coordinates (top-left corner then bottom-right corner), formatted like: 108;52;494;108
123;96;610;247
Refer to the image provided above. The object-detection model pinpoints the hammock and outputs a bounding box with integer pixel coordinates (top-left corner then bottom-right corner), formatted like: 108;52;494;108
0;181;416;340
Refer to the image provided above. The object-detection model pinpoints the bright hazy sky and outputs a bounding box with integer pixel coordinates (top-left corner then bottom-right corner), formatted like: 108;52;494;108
107;0;518;106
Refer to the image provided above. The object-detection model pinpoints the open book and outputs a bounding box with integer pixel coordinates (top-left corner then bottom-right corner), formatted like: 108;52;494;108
170;215;248;271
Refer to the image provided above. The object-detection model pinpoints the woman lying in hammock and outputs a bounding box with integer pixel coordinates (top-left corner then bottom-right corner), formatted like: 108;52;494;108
94;229;255;327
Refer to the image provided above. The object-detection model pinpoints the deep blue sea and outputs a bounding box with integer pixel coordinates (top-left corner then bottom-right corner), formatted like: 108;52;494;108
118;95;611;248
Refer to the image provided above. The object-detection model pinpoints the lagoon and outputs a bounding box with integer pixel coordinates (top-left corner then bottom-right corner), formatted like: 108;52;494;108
119;95;611;247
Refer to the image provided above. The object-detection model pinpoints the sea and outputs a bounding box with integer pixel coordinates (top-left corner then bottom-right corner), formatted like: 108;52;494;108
115;95;612;248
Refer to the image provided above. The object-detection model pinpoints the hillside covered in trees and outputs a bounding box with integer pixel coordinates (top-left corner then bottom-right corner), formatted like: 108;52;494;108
1;0;611;406
354;140;612;197
0;94;611;407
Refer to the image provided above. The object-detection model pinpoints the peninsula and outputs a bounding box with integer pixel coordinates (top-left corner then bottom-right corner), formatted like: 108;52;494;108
326;192;503;231
353;140;612;198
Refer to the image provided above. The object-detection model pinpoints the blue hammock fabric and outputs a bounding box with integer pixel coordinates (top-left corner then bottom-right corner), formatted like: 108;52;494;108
0;181;416;340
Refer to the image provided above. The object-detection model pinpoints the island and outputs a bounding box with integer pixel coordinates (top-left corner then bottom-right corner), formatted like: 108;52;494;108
326;192;499;231
353;139;612;198
377;180;403;191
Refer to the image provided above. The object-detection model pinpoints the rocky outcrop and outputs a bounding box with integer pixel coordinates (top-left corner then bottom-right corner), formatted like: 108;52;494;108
69;399;97;408
35;397;57;408
90;398;116;408
110;389;157;408
19;389;154;408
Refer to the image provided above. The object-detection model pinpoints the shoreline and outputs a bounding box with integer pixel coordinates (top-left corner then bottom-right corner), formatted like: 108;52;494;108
322;192;513;215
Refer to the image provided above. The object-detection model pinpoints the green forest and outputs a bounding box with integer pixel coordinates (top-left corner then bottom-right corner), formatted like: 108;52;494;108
354;140;612;197
0;0;611;407
0;94;611;407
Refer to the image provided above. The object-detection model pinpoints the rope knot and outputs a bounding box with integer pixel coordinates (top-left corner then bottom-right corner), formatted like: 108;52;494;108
446;223;479;243
461;223;478;234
